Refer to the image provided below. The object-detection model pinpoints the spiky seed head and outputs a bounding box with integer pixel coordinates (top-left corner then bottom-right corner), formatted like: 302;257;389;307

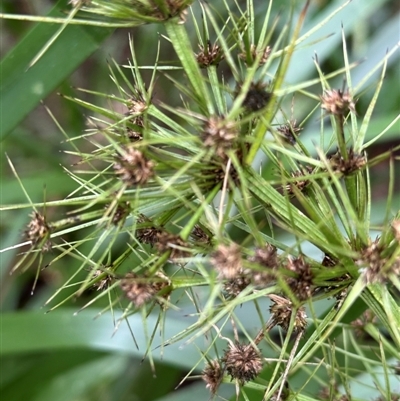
224;275;251;297
223;342;263;384
190;224;212;244
120;272;168;308
358;238;400;284
329;148;366;175
242;81;272;112
135;214;162;246
239;44;271;66
277;119;303;145
320;89;355;115
202;116;238;157
92;269;113;291
351;309;378;338
283;168;312;196
286;256;314;301
156;232;191;260
196;41;224;67
211;243;243;280
248;243;279;286
25;211;52;252
113;147;154;186
202;359;224;394
268;294;307;334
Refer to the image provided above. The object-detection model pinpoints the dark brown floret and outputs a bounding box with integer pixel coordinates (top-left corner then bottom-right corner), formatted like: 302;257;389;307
120;272;169;307
155;231;191;260
196;41;224;67
135;214;162;247
25;211;52;252
210;243;243;280
242;81;272;112
282;167;313;196
248;243;279;286
329;148;366;175
268;294;307;334
202;359;224;394
92;269;113;291
320;89;355;116
201;116;238;158
113;146;154;186
222;342;263;384
277;119;303;145
109;201;130;225
285;256;314;301
190;224;212;245
239;44;271;66
224;275;251;297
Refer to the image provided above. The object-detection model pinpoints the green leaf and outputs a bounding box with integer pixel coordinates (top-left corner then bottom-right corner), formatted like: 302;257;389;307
0;308;200;370
0;0;113;139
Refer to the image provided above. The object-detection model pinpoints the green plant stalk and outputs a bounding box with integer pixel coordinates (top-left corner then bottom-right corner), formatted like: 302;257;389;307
245;0;310;165
164;20;213;115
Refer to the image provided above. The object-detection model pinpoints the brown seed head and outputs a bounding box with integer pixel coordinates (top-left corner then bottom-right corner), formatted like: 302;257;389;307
190;224;212;245
358;238;400;284
156;231;191;260
196;41;224;67
224;275;251;297
223;342;263;384
211;243;243;280
277;119;303;145
202;116;237;157
135;214;162;247
242;81;272;112
239;44;271;66
282;168;313;196
329;148;366;175
113;147;154;186
320;89;355;115
286;256;314;301
268;294;307;334
25;211;52;252
248;243;279;286
202;359;224;394
120;272;169;308
92;269;113;291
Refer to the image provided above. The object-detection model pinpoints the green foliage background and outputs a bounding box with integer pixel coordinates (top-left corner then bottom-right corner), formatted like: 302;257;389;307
1;1;399;400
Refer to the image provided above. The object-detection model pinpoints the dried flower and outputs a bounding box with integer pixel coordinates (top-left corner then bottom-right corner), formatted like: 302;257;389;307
329;148;366;175
108;201;130;225
135;214;162;246
202;359;224;394
113;146;154;186
224;275;251;297
92;269;113;291
239;44;271;66
320;89;355;115
190;224;212;245
277;119;303;145
356;238;400;284
196;41;224;67
242;81;272;112
156;231;191;260
25;211;52;252
285;256;314;301
223;342;263;384
202;116;238;157
248;243;279;286
211;243;243;280
268;294;307;334
120;272;169;308
282;168;313;196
